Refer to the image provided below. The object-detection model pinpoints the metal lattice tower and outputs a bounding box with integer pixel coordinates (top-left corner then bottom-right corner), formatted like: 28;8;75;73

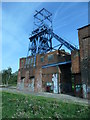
29;8;53;56
25;8;78;67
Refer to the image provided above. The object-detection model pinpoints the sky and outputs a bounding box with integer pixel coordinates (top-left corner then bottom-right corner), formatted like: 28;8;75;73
1;2;88;73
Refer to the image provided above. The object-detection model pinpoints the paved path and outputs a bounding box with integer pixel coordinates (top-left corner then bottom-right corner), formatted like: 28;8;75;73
1;88;90;106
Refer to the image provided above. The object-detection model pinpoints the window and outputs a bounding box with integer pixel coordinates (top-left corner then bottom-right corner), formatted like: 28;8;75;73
48;54;54;61
26;58;30;65
40;56;44;62
26;59;28;65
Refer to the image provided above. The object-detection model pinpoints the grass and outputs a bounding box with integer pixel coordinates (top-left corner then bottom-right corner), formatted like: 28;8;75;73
2;91;90;119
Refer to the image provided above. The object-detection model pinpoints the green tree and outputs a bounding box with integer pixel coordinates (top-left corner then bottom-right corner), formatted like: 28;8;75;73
2;67;17;86
2;67;12;85
8;71;18;85
0;71;2;85
7;67;12;85
2;70;8;85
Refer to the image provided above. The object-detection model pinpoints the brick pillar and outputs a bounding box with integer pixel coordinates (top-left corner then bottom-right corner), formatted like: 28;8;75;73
35;67;42;92
17;70;21;90
24;71;29;89
17;70;21;83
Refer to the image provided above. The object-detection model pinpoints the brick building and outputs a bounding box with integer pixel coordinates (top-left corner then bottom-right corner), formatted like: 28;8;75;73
71;24;90;99
78;24;90;99
17;24;90;99
17;50;72;94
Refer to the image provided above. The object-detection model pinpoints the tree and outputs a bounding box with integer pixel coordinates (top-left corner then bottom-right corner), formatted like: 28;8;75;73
2;67;17;86
7;67;12;85
8;71;18;85
2;70;8;85
2;67;12;85
0;71;2;85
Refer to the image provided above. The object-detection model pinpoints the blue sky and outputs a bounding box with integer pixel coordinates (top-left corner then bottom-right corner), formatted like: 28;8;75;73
2;2;88;73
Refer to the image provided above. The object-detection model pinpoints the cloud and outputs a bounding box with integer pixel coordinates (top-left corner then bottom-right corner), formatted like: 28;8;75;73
53;3;64;21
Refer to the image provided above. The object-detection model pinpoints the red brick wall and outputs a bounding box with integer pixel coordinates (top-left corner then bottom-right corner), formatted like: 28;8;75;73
36;50;71;68
78;25;90;98
71;50;80;74
24;71;29;88
20;58;26;69
78;25;90;83
18;50;71;93
34;67;42;92
17;69;21;83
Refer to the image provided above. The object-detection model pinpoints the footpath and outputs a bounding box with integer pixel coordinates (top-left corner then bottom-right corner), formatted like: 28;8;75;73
1;87;90;106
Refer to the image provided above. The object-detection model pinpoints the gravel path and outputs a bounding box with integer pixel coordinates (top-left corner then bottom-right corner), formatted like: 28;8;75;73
1;88;90;106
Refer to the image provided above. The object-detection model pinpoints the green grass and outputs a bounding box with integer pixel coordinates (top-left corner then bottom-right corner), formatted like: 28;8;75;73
2;91;90;119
